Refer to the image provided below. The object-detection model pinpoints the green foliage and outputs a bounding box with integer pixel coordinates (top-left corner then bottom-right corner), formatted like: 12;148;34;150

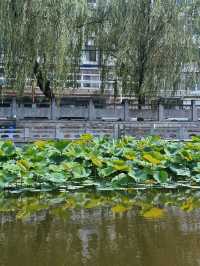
0;0;88;93
0;0;199;98
0;136;199;191
93;0;197;97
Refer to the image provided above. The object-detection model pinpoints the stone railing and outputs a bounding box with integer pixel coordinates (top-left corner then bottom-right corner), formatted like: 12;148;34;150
0;98;199;122
0;120;200;142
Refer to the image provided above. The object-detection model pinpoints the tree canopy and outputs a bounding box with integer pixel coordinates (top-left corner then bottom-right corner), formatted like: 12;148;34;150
93;0;198;102
0;0;199;101
0;0;88;97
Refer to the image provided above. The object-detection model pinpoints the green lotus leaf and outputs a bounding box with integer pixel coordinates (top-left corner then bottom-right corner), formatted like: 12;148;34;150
0;149;5;158
193;163;200;173
134;170;148;182
98;166;116;178
48;164;64;173
143;153;161;165
111;173;132;187
72;165;90;179
1;141;16;158
22;173;34;186
123;150;136;160
3;161;21;174
44;172;66;184
80;133;93;141
191;136;200;142
169;166;191;177
186;142;200;151
179;150;193;161
90;155;103;167
111;160;130;171
53;140;70;151
61;162;79;171
192;174;200;183
153;170;169;184
34;140;48;149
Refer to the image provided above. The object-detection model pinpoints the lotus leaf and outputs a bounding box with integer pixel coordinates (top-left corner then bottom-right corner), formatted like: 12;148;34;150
111;173;132;187
153;170;169;184
143;153;161;165
170;166;191;177
90;155;103;167
98;166;116;178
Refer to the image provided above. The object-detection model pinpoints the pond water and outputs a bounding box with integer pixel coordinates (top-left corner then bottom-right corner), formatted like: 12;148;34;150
0;191;200;266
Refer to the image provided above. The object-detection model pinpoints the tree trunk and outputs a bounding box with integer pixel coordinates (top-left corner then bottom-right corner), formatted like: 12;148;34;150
138;95;145;110
33;61;54;100
137;0;151;110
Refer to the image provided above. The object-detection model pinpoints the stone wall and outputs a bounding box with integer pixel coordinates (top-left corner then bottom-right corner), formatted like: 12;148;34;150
0;120;199;142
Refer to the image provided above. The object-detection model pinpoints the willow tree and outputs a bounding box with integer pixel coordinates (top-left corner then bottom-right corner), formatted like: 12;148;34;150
92;0;197;105
0;0;88;99
0;0;198;103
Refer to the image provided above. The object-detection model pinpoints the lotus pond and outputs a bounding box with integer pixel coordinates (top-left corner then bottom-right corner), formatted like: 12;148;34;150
1;190;200;266
1;136;200;265
0;135;200;191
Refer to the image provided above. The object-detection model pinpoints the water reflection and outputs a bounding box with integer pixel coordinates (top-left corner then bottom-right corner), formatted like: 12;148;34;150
0;192;200;266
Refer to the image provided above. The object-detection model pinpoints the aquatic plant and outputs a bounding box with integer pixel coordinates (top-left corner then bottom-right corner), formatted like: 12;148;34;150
0;135;200;191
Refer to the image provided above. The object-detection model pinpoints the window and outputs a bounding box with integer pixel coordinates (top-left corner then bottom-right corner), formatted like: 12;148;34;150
85;38;97;63
82;74;100;88
83;75;91;87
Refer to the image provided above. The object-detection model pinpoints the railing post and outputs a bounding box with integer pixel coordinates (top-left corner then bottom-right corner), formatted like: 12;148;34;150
118;124;125;138
55;125;62;139
192;100;198;122
158;103;165;122
18;103;24;120
88;99;96;121
12;97;17;119
51;98;58;120
179;127;188;140
124;100;129;121
113;124;119;139
32;103;37;115
24;127;30;141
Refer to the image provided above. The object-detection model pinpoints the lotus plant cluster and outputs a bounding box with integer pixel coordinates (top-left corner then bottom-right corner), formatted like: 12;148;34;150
0;135;200;191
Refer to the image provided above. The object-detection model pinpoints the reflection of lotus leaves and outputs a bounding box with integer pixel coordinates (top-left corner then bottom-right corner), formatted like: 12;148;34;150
1;190;200;222
181;198;194;212
112;204;128;213
142;208;166;219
